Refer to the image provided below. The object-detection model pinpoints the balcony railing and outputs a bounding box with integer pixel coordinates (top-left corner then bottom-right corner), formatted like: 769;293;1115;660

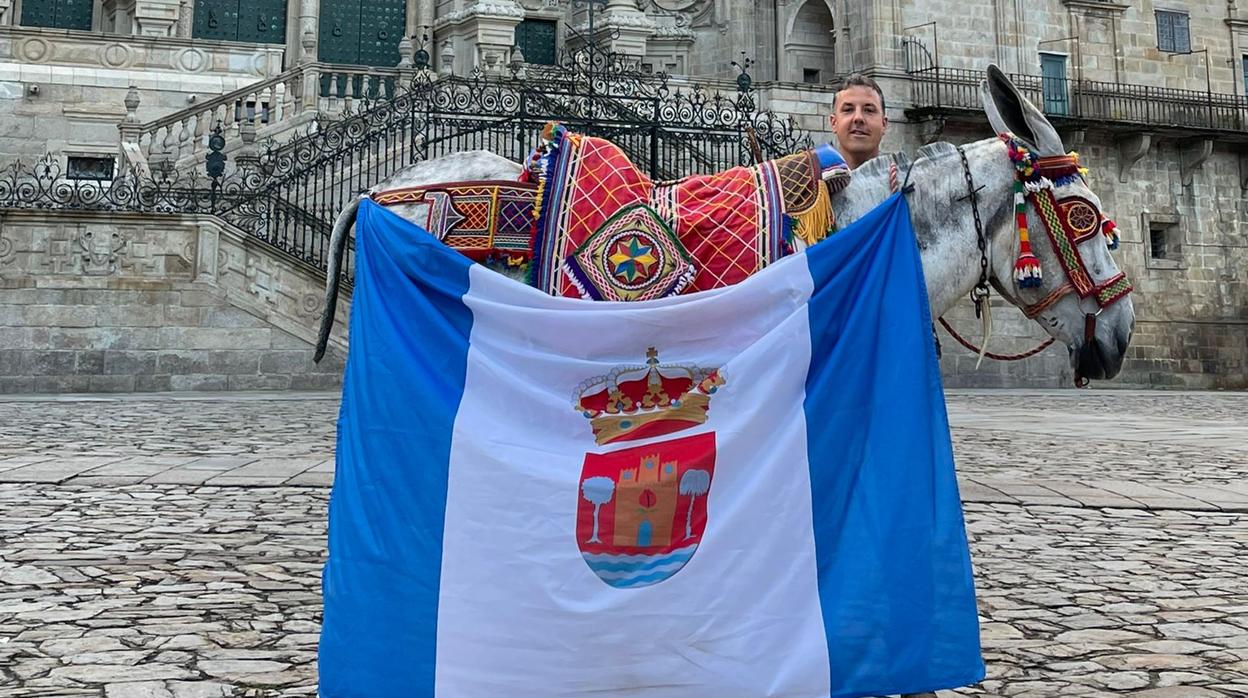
909;67;1248;133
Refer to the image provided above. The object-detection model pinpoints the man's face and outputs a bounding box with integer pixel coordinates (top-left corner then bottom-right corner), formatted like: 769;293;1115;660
830;86;887;165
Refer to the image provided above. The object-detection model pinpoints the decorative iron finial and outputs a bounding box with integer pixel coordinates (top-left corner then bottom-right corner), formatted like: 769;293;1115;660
731;53;753;93
205;125;227;180
414;31;431;71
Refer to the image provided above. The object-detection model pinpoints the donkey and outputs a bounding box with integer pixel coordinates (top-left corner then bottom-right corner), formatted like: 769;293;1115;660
316;65;1134;385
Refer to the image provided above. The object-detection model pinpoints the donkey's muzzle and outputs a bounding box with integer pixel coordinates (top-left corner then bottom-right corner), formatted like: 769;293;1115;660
1073;316;1131;383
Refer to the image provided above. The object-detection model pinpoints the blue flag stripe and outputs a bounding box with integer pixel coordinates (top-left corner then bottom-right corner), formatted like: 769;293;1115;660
319;200;475;697
803;194;984;697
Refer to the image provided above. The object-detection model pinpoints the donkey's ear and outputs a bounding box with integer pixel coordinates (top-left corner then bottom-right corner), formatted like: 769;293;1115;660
981;64;1066;156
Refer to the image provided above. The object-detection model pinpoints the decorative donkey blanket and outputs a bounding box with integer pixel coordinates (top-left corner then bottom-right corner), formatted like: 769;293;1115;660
371;127;851;300
530;127;850;300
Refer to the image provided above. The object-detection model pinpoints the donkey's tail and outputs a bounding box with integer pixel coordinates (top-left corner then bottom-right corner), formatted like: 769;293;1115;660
314;197;361;363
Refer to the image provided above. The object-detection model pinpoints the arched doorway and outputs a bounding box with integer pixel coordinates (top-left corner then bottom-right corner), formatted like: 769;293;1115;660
785;0;836;84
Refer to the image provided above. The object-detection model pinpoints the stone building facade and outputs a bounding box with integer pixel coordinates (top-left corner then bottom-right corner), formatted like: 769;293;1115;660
1;0;1245;390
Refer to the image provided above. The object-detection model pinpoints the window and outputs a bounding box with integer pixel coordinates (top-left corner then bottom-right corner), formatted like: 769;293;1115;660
803;69;821;84
1143;212;1183;268
67;156;116;181
514;19;558;66
1040;53;1069;116
1149;227;1168;259
1243;55;1247;97
1156;10;1190;54
20;0;93;30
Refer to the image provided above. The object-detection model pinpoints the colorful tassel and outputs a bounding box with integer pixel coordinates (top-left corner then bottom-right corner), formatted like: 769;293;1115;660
790;181;833;246
1102;218;1120;250
1013;180;1043;288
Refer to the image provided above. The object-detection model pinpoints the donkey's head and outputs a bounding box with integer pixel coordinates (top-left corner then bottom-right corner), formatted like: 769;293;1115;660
981;65;1135;382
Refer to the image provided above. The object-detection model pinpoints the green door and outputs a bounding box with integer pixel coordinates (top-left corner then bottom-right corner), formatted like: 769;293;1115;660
1040;53;1069;117
515;19;557;66
20;0;93;30
193;0;286;44
319;0;405;66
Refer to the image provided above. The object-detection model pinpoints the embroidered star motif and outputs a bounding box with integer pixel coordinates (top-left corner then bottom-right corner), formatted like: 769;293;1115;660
608;236;658;283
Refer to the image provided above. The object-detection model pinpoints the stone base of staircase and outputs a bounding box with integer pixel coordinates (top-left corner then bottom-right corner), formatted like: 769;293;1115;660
0;209;349;394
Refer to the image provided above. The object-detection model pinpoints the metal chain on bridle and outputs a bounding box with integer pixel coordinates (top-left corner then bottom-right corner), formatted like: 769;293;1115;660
958;146;992;317
939;145;1058;364
942;145;1056;365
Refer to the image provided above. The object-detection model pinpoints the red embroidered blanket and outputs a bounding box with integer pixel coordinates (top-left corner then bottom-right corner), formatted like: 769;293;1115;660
530;131;848;299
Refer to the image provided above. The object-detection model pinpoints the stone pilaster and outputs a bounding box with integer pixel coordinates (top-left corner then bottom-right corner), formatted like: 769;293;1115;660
434;0;526;75
296;0;319;63
133;0;182;37
645;23;694;75
592;0;656;59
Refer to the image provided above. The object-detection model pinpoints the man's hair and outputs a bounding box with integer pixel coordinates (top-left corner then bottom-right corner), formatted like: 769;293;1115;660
833;74;886;114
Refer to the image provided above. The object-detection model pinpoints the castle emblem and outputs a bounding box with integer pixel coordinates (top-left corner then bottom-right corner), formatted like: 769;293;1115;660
573;348;725;588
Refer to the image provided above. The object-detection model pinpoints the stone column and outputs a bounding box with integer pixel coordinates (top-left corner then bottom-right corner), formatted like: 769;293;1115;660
298;0;319;63
596;0;656;59
438;0;525;75
133;0;181;36
299;31;319;111
0;0;12;26
418;0;433;33
406;0;420;38
175;0;191;37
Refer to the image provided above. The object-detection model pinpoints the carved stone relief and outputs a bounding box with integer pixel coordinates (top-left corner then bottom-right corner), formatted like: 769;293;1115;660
0;233;14;269
78;229;127;276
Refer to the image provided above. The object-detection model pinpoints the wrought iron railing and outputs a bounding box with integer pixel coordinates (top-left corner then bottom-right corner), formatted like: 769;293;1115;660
909;66;1248;132
5;47;814;291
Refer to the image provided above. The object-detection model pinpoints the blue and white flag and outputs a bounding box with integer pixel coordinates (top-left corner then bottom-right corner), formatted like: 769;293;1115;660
320;195;984;697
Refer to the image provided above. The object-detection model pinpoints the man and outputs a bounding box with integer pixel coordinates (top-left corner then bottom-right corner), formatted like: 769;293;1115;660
830;73;889;170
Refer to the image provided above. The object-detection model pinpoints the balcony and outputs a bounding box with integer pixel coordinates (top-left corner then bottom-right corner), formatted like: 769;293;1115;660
907;67;1248;140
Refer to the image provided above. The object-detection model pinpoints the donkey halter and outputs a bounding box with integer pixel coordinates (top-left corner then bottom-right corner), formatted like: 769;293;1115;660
1000;136;1132;319
951;136;1133;383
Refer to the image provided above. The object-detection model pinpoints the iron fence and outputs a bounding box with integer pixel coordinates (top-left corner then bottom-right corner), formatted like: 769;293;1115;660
909;66;1248;132
1;45;814;288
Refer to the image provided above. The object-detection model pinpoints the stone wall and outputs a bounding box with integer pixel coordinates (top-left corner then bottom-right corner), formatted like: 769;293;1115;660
895;0;1244;92
0;26;285;160
0;209;348;393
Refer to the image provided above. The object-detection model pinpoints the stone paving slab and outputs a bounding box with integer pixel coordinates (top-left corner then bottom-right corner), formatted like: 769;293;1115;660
2;390;1247;513
1;389;1248;696
0;484;1245;697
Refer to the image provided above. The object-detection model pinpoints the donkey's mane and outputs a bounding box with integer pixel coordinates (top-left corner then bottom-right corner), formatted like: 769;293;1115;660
853;142;960;184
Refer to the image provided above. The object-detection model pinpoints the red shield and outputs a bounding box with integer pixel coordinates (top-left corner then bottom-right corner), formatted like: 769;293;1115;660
575;432;716;588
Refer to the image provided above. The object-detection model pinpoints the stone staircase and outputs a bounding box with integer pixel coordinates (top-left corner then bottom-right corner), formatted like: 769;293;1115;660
117;61;404;175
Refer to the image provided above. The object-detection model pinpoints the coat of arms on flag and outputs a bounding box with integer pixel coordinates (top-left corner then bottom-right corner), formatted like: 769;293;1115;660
573;348;724;587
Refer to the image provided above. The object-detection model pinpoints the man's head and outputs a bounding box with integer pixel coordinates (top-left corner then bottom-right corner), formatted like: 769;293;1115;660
830;74;888;169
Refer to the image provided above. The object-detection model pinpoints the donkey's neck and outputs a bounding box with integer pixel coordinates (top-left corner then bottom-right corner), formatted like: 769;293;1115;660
831;139;1013;318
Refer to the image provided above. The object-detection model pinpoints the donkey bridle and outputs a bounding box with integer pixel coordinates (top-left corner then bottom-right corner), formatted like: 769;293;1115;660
953;141;1133;385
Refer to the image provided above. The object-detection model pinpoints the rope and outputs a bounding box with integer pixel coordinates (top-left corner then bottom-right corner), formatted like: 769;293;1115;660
938;317;1056;362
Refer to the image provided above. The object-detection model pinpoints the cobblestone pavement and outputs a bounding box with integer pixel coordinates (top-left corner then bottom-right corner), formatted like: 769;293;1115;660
0;389;1246;697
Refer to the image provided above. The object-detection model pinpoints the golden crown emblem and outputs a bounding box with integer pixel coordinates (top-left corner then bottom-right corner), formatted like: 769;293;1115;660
573;347;726;446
